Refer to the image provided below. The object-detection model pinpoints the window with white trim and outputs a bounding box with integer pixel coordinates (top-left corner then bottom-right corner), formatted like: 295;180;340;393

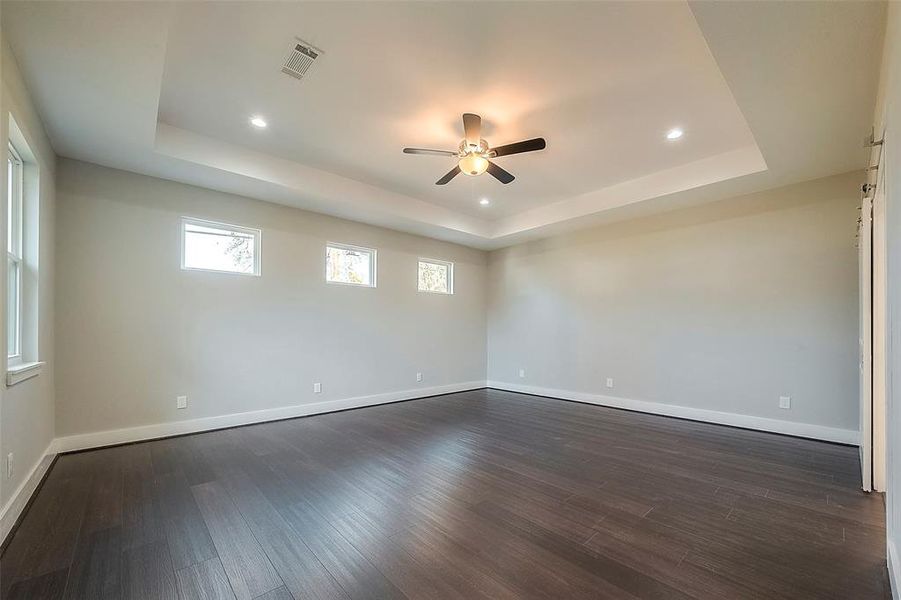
181;217;261;275
326;243;376;287
7;144;23;365
418;258;453;294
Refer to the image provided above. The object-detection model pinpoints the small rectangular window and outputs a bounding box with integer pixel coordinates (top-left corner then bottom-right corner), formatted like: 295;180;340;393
181;217;261;275
326;243;376;287
418;258;453;294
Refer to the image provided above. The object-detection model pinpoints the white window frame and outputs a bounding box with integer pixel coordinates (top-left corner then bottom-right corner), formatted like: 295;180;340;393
7;143;23;366
325;242;377;288
417;258;454;295
180;216;262;276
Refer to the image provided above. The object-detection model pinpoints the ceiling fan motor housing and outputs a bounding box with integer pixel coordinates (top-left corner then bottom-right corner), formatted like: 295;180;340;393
459;139;489;155
457;139;491;175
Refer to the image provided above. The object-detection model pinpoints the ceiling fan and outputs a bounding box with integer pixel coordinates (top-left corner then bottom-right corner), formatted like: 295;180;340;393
403;113;546;185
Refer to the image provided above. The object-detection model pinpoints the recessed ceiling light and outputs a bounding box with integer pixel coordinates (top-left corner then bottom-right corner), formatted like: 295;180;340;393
666;128;684;140
479;198;490;206
250;116;268;128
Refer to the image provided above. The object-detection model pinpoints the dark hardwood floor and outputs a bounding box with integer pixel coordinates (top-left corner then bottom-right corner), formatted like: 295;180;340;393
0;389;890;599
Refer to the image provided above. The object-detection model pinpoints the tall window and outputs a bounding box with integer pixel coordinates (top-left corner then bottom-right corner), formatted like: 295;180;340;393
7;144;23;365
418;258;453;294
181;217;261;275
326;243;376;287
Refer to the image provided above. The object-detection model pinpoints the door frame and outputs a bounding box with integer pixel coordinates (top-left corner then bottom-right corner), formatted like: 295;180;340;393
874;164;888;492
860;193;873;492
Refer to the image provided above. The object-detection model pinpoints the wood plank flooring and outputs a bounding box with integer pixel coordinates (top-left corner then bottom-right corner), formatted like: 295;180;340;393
0;389;890;599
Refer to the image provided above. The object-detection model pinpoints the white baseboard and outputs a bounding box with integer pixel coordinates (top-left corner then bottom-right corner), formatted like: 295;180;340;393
53;381;487;453
889;539;900;600
0;441;56;546
487;381;859;445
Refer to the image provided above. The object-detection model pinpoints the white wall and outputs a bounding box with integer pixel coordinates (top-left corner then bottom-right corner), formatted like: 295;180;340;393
54;159;487;446
55;164;864;448
487;172;861;443
0;39;56;536
873;3;901;597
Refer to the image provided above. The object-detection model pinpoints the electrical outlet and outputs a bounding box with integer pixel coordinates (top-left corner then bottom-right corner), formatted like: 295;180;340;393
416;372;423;382
176;395;187;410
606;377;614;389
779;395;791;410
519;369;525;378
6;453;12;479
313;382;322;394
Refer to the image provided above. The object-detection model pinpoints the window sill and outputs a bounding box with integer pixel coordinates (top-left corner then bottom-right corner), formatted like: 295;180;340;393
7;361;45;386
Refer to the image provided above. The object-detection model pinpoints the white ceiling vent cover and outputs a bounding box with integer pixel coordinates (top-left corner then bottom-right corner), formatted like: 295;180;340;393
281;38;322;81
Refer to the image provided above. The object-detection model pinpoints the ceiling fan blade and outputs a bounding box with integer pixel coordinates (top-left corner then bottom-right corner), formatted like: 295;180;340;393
403;147;458;157
436;165;462;185
490;137;546;158
462;113;481;148
487;161;515;184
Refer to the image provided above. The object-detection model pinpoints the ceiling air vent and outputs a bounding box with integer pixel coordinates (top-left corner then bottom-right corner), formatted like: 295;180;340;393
281;38;322;81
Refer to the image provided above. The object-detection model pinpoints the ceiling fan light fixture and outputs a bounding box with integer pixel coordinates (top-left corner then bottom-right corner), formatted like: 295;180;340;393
459;153;489;176
403;113;546;185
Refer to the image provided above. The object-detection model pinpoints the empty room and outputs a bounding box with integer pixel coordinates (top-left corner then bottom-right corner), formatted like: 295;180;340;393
2;1;901;598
